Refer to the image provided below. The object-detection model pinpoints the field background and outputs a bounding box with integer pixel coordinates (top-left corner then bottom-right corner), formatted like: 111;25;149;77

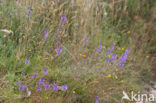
0;0;156;103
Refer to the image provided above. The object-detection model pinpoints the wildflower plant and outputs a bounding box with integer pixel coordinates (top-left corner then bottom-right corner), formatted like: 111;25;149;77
31;72;38;79
0;0;153;103
25;58;30;65
43;68;48;75
95;43;102;53
95;96;98;103
108;53;117;62
119;49;130;67
60;14;67;24
57;47;62;56
26;6;32;20
106;45;114;54
16;82;26;91
52;82;68;92
21;72;25;77
44;28;48;41
83;35;89;46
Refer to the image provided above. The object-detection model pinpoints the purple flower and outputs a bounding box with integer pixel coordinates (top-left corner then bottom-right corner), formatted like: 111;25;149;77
16;81;21;86
40;77;45;82
61;84;68;91
119;64;124;67
53;85;59;91
108;53;117;62
60;14;66;23
44;28;48;34
57;26;60;34
125;49;130;55
16;82;26;91
95;96;98;103
119;49;130;67
25;58;30;65
119;49;130;63
95;43;102;53
97;68;101;72
106;45;114;54
38;77;45;86
37;87;41;92
19;84;26;91
21;72;25;77
52;82;59;91
56;40;58;44
26;6;32;20
119;55;127;63
57;47;62;55
43;68;48;75
44;28;48;41
52;82;68;91
52;82;59;92
31;72;38;79
43;83;51;90
83;36;88;46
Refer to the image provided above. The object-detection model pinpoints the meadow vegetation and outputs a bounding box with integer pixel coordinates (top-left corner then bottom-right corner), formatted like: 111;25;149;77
0;0;156;103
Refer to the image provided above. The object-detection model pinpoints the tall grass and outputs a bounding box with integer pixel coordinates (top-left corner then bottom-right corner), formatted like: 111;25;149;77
0;0;155;103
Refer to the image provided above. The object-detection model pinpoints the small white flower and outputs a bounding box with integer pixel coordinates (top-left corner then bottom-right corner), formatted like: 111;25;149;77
1;29;13;34
27;91;31;97
3;35;6;38
51;1;55;5
104;12;108;16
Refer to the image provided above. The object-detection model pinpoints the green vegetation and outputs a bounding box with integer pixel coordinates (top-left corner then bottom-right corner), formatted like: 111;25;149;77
0;0;155;103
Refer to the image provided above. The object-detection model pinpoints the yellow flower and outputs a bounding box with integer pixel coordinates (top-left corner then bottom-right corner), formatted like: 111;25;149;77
108;55;111;58
73;91;75;94
121;48;124;51
46;96;48;99
108;74;111;78
80;54;86;58
9;29;12;32
127;30;131;34
146;56;149;58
